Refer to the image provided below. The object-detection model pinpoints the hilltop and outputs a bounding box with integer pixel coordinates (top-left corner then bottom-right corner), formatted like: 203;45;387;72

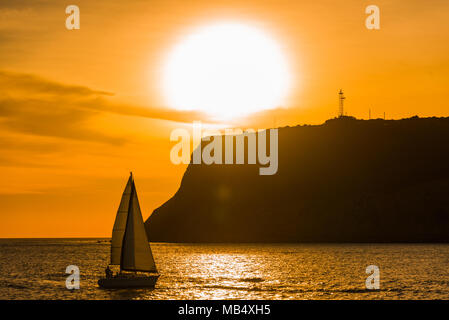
145;116;449;242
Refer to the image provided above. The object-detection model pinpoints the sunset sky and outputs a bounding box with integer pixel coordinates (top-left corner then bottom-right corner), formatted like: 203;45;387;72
1;0;448;237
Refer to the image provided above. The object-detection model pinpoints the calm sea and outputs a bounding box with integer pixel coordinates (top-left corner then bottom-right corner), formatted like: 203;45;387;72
0;239;448;300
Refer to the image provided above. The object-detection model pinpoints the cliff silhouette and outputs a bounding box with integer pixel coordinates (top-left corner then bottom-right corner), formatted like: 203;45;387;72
145;116;449;242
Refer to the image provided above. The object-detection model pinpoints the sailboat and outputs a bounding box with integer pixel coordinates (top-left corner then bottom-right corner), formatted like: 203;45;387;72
98;173;159;289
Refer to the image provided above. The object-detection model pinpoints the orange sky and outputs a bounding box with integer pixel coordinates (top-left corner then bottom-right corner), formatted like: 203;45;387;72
1;0;448;237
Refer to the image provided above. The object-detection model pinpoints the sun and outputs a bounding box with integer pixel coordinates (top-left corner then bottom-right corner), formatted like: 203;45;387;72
162;22;291;119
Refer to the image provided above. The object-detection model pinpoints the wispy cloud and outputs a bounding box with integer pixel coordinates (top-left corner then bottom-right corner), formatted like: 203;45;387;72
79;97;211;124
0;70;213;145
0;71;123;144
0;97;126;144
0;71;113;97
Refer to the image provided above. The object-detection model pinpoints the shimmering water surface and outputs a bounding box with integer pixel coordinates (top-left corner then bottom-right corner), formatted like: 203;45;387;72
0;239;448;300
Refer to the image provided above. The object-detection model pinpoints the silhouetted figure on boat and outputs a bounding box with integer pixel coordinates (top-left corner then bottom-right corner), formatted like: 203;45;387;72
105;265;113;278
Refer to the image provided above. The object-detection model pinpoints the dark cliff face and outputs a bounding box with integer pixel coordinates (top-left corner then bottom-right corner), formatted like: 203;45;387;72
145;116;449;242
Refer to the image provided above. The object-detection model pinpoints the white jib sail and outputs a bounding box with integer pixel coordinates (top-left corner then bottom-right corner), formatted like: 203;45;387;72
120;176;157;272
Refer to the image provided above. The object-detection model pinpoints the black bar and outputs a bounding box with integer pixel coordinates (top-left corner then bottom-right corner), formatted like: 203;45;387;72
1;300;447;318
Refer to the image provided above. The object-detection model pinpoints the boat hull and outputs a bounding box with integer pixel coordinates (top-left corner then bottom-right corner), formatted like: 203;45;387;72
98;275;159;289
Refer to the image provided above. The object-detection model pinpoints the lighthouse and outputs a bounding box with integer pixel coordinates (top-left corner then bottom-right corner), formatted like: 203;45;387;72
338;89;345;117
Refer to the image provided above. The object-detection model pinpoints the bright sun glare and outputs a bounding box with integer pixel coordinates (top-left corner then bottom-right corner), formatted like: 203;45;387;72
162;23;291;119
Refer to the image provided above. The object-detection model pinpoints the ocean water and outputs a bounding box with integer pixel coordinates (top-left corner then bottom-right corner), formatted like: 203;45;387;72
0;239;448;300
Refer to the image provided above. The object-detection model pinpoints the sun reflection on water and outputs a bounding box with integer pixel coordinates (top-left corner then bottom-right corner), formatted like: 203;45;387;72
0;240;448;300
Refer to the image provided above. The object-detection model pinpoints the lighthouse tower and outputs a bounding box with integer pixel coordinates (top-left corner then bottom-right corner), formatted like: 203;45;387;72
338;89;345;117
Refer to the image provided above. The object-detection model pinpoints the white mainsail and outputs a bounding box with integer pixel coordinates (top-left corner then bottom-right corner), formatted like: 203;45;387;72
110;175;132;265
110;173;157;273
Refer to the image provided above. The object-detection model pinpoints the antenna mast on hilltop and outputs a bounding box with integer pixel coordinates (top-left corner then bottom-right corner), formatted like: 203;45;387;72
338;89;345;117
